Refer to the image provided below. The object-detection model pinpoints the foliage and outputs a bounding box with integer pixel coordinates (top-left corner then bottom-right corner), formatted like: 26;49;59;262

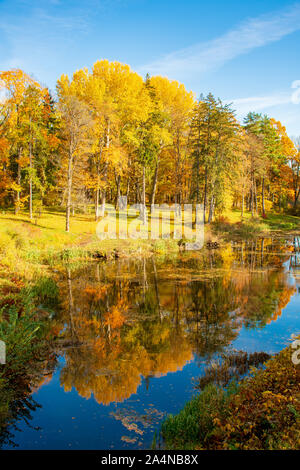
1;64;299;231
161;341;300;450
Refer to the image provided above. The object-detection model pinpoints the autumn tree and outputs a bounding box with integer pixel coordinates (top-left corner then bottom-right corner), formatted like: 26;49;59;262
189;94;240;222
0;69;40;213
244;113;282;216
57;94;95;232
290;137;300;210
149;76;194;207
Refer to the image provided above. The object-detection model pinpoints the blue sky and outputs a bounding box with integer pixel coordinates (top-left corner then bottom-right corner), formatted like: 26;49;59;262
0;0;300;135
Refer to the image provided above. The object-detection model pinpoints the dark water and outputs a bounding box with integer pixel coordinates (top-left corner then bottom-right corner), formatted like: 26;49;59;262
3;238;300;449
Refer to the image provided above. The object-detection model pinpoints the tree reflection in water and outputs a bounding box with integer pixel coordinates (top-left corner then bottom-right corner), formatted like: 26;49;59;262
54;238;295;406
1;238;297;447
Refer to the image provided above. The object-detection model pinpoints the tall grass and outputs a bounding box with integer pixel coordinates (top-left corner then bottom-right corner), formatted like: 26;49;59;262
161;383;238;450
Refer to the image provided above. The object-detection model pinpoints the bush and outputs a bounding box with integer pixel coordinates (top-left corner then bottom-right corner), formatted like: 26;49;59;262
160;342;300;450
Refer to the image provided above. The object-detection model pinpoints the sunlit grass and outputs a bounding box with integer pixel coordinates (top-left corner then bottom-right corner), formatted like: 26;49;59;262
0;206;299;277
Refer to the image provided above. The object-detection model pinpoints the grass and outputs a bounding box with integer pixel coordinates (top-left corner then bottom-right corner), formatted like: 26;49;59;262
161;383;238;450
0;277;59;445
213;209;300;239
0;208;185;268
160;340;300;450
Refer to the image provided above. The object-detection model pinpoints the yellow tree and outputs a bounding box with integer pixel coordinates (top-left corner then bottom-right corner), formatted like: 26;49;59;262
0;136;11;205
0;69;41;213
270;119;299;210
60;62;150;218
233;129;252;219
92;60;149;214
149;76;195;206
60;69;106;218
56;82;95;231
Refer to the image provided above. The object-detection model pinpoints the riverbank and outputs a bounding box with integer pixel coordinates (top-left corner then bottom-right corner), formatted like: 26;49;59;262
212;210;300;239
0;274;59;444
1;208;299;270
0;209;183;276
160;340;300;450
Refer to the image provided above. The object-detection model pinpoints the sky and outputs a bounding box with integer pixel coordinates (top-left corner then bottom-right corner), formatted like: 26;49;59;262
0;0;300;135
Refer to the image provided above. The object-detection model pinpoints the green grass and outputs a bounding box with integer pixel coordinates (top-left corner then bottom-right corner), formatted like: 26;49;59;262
213;209;300;239
0;207;299;279
263;212;300;231
161;383;238;450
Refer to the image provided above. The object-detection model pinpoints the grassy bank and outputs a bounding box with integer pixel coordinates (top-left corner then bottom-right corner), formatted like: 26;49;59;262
0;275;59;445
1;208;299;270
161;341;300;450
213;210;300;239
0;209;184;275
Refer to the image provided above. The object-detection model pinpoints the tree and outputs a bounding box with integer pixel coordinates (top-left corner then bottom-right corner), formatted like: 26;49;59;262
0;64;299;224
244;113;282;216
149;76;194;207
19;85;50;219
290;136;300;211
57;95;95;232
0;69;41;213
189;94;240;222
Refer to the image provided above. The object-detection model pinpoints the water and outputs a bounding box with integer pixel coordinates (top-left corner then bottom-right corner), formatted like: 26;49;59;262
2;238;300;449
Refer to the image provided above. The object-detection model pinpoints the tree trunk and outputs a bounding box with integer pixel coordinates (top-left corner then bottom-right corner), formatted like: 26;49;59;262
135;180;141;204
142;164;146;224
95;144;103;220
241;191;244;220
251;177;254;217
150;157;159;206
175;133;181;212
66;153;73;232
100;120;110;217
95;189;99;221
15;148;22;215
208;195;214;223
29;129;33;220
262;177;265;216
254;181;258;214
126;176;130;203
115;173;121;210
203;166;208;223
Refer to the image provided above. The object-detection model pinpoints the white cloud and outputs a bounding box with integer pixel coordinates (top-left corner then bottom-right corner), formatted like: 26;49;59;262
226;91;300;136
139;3;300;79
229;93;293;114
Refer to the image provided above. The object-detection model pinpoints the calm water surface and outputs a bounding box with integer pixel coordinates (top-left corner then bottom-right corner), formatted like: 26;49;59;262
3;238;300;449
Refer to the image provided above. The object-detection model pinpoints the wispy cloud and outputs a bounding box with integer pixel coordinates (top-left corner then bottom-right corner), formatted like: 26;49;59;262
230;93;293;114
226;91;300;136
140;3;300;79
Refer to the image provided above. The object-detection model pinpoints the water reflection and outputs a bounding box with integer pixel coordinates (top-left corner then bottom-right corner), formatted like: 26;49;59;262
2;237;299;448
54;238;295;406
